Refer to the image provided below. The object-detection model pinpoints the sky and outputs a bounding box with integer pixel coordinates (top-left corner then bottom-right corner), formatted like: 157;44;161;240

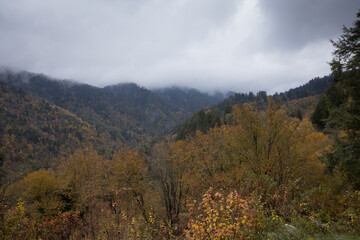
0;0;359;94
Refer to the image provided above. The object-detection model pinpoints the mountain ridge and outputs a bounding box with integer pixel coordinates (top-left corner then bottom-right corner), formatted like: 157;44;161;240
0;68;334;176
0;70;227;145
152;86;230;116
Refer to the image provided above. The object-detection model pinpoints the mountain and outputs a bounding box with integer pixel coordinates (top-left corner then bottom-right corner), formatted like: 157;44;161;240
153;87;228;116
273;75;334;100
0;69;185;145
0;82;116;177
0;68;334;174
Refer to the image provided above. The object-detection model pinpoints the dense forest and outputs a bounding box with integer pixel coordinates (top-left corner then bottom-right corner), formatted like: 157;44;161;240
1;10;360;240
175;75;331;141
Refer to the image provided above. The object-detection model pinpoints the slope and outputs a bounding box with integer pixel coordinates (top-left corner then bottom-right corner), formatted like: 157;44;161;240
176;75;333;139
0;82;116;178
0;69;185;145
153;87;227;115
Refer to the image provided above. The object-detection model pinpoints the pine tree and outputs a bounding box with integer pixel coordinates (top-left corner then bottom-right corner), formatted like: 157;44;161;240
325;10;360;189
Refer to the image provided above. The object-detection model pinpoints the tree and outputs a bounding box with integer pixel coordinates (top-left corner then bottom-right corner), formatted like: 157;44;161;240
111;148;148;224
185;127;238;193
148;141;188;225
56;149;108;238
176;109;221;140
311;95;331;130
229;103;294;185
185;188;264;239
324;10;360;189
22;169;65;218
229;102;329;188
56;149;105;209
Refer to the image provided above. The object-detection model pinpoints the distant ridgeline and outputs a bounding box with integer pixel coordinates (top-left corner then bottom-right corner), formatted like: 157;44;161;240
153;87;228;117
0;70;185;143
176;75;333;140
274;75;334;100
0;69;229;175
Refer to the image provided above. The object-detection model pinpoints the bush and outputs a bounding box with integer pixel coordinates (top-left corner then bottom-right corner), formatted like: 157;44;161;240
185;188;265;239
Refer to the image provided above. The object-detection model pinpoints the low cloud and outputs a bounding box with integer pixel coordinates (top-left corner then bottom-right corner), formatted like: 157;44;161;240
0;0;358;93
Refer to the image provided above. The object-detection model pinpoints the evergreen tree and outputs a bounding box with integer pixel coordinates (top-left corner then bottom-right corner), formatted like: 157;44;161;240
323;10;360;189
311;95;331;130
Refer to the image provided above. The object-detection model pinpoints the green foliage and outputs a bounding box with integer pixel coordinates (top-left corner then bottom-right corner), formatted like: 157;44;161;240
311;95;331;130
213;90;267;116
312;10;360;189
274;75;333;101
326;137;360;189
176;109;221;140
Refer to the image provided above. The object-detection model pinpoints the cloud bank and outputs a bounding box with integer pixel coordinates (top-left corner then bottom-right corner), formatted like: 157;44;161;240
0;0;358;93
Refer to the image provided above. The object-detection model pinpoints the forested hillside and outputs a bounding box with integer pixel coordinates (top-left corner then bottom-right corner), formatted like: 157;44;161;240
0;70;186;143
2;101;359;239
0;82;116;179
274;75;333;101
176;75;332;140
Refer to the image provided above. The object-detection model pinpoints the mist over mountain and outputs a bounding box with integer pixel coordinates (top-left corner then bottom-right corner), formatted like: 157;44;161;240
0;69;185;143
0;68;238;145
153;87;231;116
0;67;335;149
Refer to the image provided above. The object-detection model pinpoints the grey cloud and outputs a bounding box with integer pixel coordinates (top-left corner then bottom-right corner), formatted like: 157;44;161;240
0;0;358;93
258;0;359;50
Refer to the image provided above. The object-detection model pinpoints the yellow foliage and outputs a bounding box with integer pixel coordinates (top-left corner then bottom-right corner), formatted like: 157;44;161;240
186;188;264;239
22;169;65;217
228;103;329;187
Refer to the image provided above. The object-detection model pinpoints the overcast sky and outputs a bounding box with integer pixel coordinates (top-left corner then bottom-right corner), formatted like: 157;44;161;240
0;0;358;93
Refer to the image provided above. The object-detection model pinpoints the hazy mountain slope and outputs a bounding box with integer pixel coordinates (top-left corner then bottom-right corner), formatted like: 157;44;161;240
0;70;185;144
0;82;115;178
153;87;227;115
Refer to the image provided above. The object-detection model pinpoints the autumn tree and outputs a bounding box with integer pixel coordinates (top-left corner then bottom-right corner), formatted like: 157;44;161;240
229;103;291;185
56;149;108;238
57;149;105;207
148;141;188;225
184;127;241;194
229;102;329;188
21;169;66;218
111;148;149;225
186;188;264;239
